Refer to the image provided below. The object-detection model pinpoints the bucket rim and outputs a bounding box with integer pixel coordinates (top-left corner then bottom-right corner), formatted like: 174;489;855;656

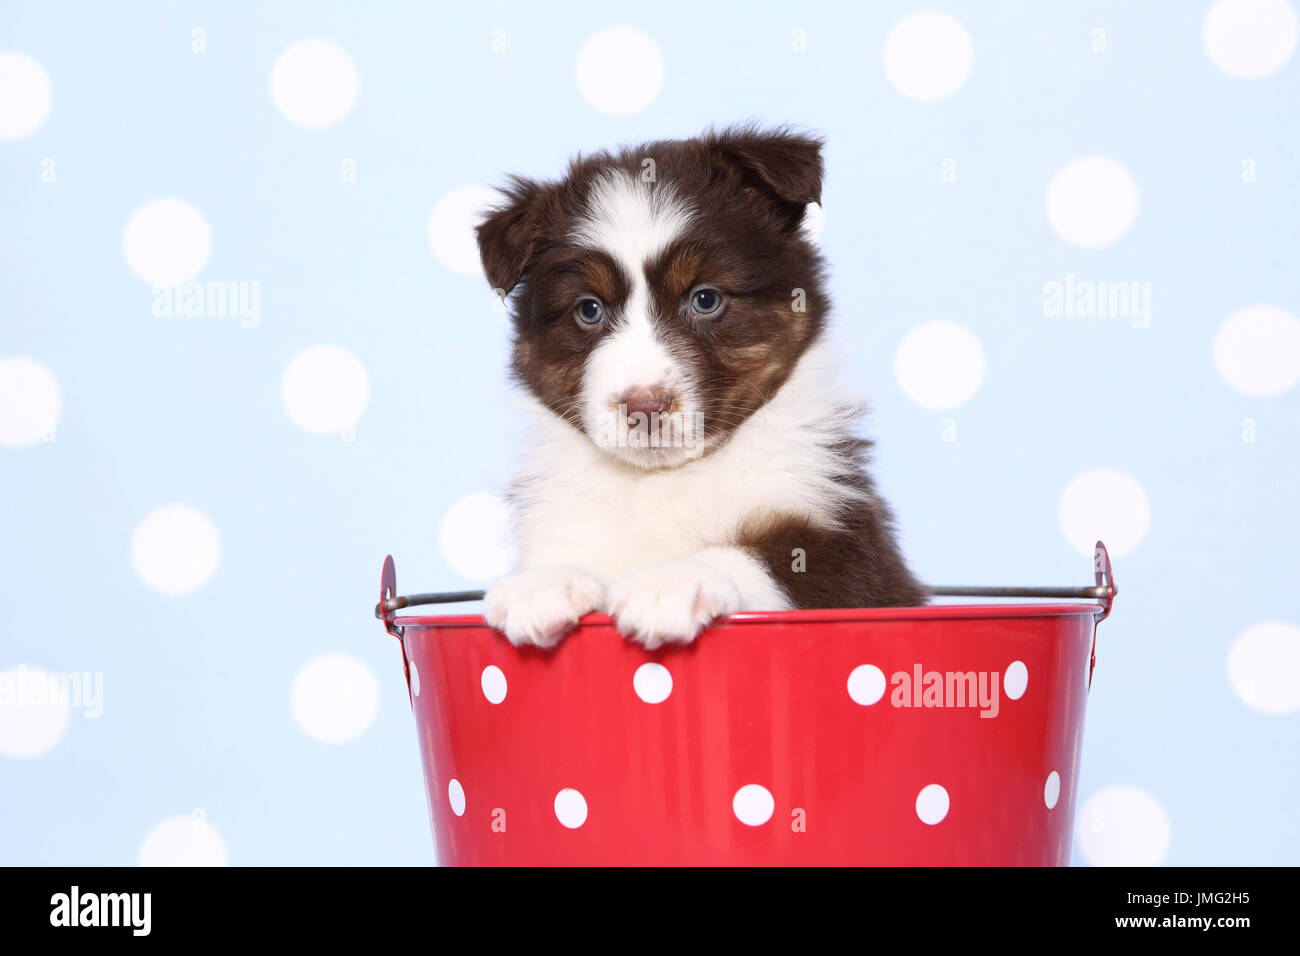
393;602;1102;631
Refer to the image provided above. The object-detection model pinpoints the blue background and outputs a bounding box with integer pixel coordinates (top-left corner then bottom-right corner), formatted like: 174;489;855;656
2;0;1296;865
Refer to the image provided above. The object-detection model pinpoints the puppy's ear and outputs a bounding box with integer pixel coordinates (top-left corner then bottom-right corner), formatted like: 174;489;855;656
476;176;548;296
708;126;824;230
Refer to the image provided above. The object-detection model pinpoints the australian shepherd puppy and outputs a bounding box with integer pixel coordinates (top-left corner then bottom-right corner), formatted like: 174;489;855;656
475;125;924;649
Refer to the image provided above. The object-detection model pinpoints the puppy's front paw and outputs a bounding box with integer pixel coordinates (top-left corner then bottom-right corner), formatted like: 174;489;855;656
484;568;605;648
608;559;741;650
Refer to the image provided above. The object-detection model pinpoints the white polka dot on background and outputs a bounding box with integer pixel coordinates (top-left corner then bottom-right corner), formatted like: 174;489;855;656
732;784;775;826
1213;304;1300;398
1003;660;1029;700
137;814;229;866
269;38;359;128
882;12;974;102
1228;620;1300;715
1203;0;1299;78
1044;771;1062;810
0;356;61;448
428;185;500;277
1057;469;1150;559
290;652;380;744
847;664;887;705
480;664;507;704
130;504;221;595
448;779;466;817
894;320;985;411
554;788;588;828
574;27;665;116
439;492;514;583
1076;785;1171;866
0;50;53;141
1045;156;1140;248
0;665;72;758
280;345;371;437
633;662;672;704
915;783;950;825
121;199;212;287
801;203;824;242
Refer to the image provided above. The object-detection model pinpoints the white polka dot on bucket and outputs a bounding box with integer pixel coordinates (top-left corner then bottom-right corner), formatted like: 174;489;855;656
1045;771;1061;810
554;788;588;828
732;784;775;826
915;784;950;825
448;779;465;817
847;664;887;705
1004;661;1028;700
481;665;507;704
633;662;672;703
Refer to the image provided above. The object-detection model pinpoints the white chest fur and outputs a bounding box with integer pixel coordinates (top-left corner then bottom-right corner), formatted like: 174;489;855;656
509;341;864;582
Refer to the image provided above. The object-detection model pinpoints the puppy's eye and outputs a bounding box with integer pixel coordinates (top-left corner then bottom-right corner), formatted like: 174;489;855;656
690;287;724;316
574;297;605;327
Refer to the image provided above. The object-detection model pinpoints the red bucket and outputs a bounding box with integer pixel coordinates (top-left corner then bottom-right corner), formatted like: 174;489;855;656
377;545;1115;866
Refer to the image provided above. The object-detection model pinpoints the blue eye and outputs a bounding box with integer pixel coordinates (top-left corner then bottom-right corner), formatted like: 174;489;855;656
575;298;604;326
690;288;723;315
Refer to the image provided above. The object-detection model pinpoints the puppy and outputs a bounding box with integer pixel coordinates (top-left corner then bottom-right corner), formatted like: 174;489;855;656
476;126;924;649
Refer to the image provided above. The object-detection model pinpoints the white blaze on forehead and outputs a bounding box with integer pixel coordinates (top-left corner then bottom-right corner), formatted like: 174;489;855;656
571;171;694;272
574;173;695;418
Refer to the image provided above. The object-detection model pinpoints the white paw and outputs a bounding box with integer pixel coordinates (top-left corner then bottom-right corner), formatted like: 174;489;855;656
607;559;741;650
484;568;605;648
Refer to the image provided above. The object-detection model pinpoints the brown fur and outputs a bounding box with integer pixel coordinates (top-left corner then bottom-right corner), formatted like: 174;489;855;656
476;125;925;608
737;436;926;608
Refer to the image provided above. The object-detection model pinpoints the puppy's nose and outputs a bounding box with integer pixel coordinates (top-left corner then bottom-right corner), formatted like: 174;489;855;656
619;386;674;420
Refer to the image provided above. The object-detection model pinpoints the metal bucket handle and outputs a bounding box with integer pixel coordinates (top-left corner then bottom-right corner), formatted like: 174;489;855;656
376;541;1117;686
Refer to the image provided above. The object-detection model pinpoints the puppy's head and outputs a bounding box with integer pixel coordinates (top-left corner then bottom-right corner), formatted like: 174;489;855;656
477;126;828;469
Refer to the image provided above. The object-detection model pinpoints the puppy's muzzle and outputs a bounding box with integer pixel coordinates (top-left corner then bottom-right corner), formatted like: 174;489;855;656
618;386;675;422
